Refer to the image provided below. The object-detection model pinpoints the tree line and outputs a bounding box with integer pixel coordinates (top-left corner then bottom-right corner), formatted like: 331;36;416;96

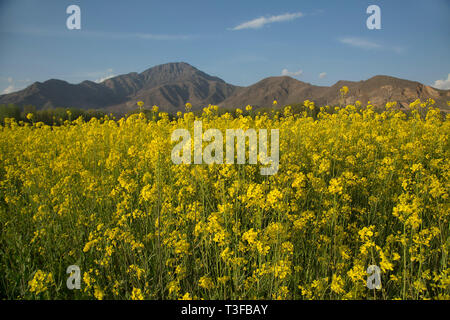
0;104;106;125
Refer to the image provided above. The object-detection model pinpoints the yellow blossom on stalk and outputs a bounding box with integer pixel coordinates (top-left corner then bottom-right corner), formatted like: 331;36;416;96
331;274;345;295
131;287;144;300
174;239;190;255
358;226;375;242
390;274;400;282
180;292;192;300
340;86;349;95
168;280;180;296
267;188;283;209
328;178;343;195
28;270;54;295
273;260;291;280
127;264;145;280
256;241;270;255
94;285;104;300
409;99;421;109
217;276;230;285
378;248;394;272
152;105;159;113
198;276;215;290
220;247;233;262
304;100;315;110
242;228;258;245
347;264;366;283
83;271;94;289
272;286;289;299
185;102;192;111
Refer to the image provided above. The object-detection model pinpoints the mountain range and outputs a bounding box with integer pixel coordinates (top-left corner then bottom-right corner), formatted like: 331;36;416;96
1;62;449;113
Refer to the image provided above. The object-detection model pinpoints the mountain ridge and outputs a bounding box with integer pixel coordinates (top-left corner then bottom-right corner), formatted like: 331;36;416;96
1;62;449;113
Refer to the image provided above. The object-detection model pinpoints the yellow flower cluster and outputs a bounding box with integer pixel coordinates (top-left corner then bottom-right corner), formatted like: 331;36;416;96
0;99;449;300
28;270;55;296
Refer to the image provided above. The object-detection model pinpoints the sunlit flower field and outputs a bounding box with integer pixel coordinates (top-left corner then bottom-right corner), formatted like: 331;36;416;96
0;99;449;300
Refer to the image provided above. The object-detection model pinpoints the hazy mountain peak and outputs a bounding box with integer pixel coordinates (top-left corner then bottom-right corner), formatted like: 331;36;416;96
140;62;224;85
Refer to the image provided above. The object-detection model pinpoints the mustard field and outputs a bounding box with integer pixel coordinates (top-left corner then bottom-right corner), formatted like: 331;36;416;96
0;100;449;300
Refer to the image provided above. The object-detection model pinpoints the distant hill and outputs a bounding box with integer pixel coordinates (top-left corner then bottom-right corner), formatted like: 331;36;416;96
219;75;450;110
218;76;326;109
316;75;450;109
0;62;448;113
0;79;122;110
0;63;240;114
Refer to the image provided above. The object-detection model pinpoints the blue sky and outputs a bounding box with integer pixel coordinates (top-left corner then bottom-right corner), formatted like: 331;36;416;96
0;0;449;94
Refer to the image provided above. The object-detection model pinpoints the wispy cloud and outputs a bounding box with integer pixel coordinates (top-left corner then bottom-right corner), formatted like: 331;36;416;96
94;68;115;83
433;73;450;90
339;37;381;50
339;37;404;54
319;72;327;79
1;77;31;94
281;68;303;77
60;68;117;83
2;85;15;94
230;12;304;30
96;75;115;83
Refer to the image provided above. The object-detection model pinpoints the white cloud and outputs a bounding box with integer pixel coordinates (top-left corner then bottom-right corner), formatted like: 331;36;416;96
96;75;115;83
433;74;450;90
339;37;381;50
1;77;32;94
3;85;15;94
231;12;304;30
95;69;115;83
281;68;303;77
339;37;404;54
2;77;16;94
319;72;327;79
